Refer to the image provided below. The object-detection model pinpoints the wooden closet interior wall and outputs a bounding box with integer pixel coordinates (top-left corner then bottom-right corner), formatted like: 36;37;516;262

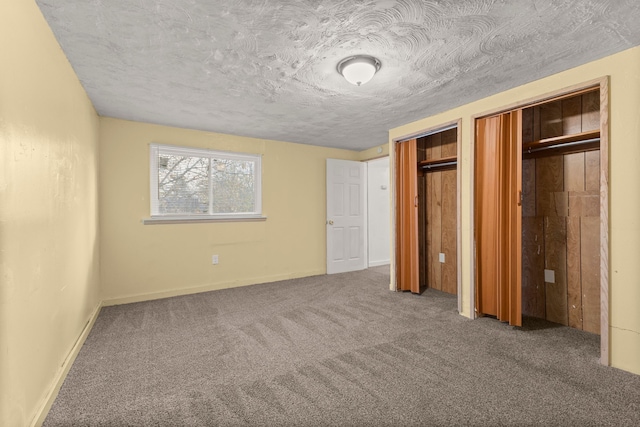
418;128;458;296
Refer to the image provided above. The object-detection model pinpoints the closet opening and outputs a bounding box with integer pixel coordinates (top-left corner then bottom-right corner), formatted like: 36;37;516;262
417;128;458;296
473;77;609;364
395;120;462;311
520;89;601;334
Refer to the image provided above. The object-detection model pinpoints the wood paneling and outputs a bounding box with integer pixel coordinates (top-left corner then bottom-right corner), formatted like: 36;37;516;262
569;191;599;217
522;155;543;319
522;151;600;332
544;217;568;325
522;216;545;318
427;133;442;162
419;130;458;295
582;91;600;132
562;96;583;135
581;217;600;334
536;156;563;216
522;159;536;217
440;128;457;158
533;105;541;142
522;108;534;144
519;93;601;333
522;132;600;333
567;217;583;329
441;169;457;294
430;172;442;291
540;100;563;139
525;90;599;148
564;153;585;192
585;150;600;191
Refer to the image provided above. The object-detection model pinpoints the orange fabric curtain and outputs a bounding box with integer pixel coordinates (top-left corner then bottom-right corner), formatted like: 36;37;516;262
475;113;522;326
395;139;420;293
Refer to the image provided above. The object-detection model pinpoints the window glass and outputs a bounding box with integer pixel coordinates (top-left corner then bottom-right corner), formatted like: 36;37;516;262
150;144;261;218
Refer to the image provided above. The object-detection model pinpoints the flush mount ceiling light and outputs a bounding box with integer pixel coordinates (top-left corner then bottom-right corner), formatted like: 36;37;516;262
337;55;381;86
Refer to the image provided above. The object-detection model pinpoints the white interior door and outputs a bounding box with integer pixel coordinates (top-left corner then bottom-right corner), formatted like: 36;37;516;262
326;159;367;274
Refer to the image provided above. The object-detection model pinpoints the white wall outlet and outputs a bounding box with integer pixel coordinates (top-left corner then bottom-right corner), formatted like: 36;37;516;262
439;253;445;263
212;255;219;265
544;269;555;283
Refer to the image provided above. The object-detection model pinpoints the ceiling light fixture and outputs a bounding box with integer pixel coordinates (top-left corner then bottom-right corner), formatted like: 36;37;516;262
337;55;381;86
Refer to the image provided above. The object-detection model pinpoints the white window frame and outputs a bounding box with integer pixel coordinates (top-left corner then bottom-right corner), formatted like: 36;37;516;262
144;143;265;224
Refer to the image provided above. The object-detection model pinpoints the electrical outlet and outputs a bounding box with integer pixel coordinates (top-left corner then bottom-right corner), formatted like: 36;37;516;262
544;269;555;283
439;253;445;263
212;255;219;265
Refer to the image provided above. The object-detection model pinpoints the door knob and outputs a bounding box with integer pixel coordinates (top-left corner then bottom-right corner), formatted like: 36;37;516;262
328;220;334;225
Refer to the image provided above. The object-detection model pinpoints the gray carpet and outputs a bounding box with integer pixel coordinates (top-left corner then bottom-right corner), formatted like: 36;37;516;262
45;266;640;426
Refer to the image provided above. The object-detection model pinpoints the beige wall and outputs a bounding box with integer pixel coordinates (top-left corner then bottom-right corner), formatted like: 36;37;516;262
358;143;389;161
99;118;359;303
389;46;640;375
0;1;101;426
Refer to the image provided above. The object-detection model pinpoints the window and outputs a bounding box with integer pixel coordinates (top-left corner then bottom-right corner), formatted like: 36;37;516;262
149;143;262;222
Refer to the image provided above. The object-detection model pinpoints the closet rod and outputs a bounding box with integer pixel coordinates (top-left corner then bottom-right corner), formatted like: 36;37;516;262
526;137;600;154
420;160;457;171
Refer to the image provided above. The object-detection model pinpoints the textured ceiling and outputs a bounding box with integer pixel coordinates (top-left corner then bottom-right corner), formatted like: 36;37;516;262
36;0;640;150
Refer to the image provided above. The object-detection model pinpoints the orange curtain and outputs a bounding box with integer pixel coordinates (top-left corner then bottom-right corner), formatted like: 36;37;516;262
475;113;522;326
395;139;420;293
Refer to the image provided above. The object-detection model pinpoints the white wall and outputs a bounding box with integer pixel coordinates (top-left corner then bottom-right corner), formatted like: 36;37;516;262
367;157;390;267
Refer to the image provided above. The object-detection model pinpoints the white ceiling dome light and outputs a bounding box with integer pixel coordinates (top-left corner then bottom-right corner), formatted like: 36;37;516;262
337;55;381;86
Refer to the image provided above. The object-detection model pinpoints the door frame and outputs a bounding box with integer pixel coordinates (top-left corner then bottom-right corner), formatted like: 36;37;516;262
470;76;610;365
391;119;463;313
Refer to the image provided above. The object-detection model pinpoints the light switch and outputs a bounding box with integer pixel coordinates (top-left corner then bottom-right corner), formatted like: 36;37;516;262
439;253;445;263
544;269;555;283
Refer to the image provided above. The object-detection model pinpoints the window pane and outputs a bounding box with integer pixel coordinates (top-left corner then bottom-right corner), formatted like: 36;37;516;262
157;154;210;214
211;158;255;213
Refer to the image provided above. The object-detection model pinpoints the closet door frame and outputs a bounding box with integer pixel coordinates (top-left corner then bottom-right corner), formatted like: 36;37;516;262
391;119;463;312
470;77;610;365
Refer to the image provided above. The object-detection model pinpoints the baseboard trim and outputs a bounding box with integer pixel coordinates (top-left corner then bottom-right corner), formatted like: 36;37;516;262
368;260;390;268
102;270;326;306
31;302;102;427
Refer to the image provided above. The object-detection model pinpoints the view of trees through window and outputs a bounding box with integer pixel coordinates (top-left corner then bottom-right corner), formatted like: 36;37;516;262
157;153;256;215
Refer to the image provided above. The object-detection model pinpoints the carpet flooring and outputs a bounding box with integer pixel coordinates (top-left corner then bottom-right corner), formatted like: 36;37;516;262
44;266;640;426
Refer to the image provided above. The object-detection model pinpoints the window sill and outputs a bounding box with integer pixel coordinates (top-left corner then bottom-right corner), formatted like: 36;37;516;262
142;215;267;225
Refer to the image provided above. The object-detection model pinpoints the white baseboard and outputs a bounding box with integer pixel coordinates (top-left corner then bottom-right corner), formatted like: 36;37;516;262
31;303;102;427
368;260;390;268
102;270;326;306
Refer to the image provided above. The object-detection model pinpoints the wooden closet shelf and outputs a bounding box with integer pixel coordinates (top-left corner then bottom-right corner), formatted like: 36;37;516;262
523;130;600;158
523;130;600;152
